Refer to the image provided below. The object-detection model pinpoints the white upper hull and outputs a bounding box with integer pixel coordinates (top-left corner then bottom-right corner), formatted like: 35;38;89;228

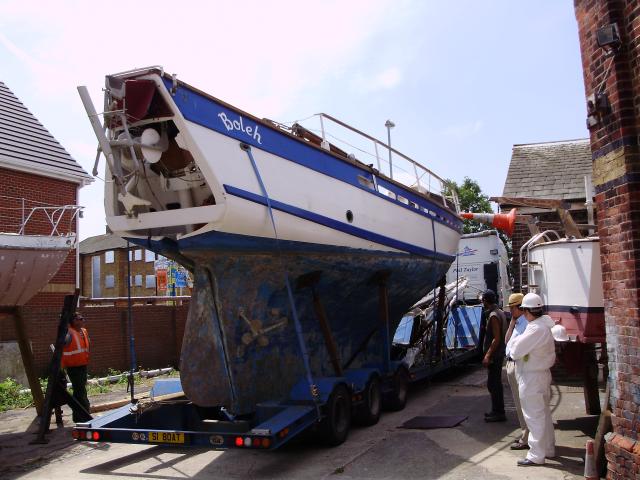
88;68;461;261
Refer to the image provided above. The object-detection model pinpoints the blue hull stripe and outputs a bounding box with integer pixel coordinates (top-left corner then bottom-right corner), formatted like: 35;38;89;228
224;184;455;262
161;78;462;232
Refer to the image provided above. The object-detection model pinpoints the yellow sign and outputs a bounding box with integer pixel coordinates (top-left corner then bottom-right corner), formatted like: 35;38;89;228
148;431;185;444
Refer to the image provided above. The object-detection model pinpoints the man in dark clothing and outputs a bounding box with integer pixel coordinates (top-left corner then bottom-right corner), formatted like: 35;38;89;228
481;289;508;422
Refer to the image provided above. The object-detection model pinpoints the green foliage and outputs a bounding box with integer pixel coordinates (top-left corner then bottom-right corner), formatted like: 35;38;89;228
445;177;492;234
446;177;512;258
0;378;34;412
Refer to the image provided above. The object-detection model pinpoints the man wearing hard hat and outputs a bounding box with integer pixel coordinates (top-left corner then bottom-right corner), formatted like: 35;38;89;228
509;293;556;467
504;293;529;450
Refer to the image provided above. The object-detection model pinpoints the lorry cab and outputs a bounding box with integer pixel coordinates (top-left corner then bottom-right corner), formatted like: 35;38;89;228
446;230;512;308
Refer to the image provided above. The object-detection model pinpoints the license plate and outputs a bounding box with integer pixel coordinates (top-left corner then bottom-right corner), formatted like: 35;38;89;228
148;431;185;444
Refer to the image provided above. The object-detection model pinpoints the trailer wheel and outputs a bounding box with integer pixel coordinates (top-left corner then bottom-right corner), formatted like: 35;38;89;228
319;384;351;446
383;368;409;411
354;375;381;426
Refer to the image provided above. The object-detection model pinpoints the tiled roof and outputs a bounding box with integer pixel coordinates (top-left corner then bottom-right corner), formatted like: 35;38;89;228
502;139;592;201
79;234;128;255
0;81;92;183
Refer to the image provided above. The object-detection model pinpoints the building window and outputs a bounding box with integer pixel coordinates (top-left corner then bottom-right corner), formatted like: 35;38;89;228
105;274;115;288
145;250;156;263
104;251;114;264
135;274;143;286
129;249;143;261
145;275;156;289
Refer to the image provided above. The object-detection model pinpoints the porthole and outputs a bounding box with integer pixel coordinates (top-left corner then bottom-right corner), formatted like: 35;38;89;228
346;210;354;223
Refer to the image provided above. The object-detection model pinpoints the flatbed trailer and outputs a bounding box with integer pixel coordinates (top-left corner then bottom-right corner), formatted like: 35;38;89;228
71;304;482;450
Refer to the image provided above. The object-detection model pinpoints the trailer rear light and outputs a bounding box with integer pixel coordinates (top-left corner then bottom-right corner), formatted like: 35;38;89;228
72;429;80;439
252;438;261;447
261;438;271;448
235;437;243;447
92;431;100;441
278;428;289;438
243;437;251;447
86;431;93;440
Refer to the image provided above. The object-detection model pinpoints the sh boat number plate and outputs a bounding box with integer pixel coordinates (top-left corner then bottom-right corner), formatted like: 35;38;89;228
149;431;185;444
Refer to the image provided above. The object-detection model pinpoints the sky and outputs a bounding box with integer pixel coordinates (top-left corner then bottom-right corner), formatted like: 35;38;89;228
0;0;588;240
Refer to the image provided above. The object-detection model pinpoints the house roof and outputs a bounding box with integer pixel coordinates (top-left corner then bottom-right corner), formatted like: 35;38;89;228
0;81;92;184
502;139;592;201
79;234;129;255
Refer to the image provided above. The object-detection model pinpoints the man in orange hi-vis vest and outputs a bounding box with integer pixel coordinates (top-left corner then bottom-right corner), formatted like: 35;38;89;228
62;312;90;422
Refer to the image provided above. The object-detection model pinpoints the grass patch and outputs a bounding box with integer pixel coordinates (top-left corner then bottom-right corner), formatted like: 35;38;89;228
0;377;38;412
0;369;179;413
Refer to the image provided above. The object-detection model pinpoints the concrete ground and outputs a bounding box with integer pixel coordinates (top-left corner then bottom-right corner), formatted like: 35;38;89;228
0;364;600;479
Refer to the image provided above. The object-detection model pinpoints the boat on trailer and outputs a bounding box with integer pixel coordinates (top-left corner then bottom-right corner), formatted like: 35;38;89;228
78;66;463;415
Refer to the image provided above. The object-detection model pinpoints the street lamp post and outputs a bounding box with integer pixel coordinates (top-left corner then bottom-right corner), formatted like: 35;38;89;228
385;120;395;179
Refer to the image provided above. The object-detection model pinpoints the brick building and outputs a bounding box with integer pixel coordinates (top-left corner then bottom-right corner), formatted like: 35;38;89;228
573;1;640;478
0;80;92;380
0;80;93;298
499;139;595;291
79;233;193;298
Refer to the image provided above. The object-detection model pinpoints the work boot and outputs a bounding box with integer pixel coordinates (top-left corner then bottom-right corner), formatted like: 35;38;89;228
484;413;506;422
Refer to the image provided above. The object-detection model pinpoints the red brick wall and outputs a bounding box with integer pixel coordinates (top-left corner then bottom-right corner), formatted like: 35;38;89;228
0;303;189;376
0;167;78;296
574;1;640;478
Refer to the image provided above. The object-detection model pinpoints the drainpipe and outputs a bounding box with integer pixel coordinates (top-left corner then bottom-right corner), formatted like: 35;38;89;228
584;175;595;236
76;184;81;291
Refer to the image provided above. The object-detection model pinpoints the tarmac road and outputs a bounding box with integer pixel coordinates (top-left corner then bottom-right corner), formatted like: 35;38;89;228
2;365;597;479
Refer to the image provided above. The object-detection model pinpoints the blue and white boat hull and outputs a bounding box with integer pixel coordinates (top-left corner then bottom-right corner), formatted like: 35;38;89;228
80;67;462;414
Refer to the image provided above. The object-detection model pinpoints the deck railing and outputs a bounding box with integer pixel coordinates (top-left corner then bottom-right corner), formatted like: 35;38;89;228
287;113;460;212
0;195;82;237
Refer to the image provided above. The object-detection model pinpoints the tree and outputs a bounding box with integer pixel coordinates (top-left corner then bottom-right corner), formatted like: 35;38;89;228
445;177;492;234
445;177;512;257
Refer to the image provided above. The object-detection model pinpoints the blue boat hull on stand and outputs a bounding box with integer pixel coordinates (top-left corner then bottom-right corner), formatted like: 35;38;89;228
166;232;451;414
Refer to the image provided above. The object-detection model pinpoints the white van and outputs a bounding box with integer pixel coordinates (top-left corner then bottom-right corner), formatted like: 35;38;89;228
446;230;512;308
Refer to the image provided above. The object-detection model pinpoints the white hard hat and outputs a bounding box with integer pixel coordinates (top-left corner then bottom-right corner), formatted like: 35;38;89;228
551;324;570;342
521;293;544;309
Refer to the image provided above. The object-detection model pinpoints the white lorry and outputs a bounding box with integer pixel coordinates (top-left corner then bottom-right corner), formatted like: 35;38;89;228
446;230;512;308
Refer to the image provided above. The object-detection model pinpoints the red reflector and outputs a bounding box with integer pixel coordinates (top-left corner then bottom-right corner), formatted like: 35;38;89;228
252;438;261;447
72;430;79;439
92;431;100;441
235;437;243;447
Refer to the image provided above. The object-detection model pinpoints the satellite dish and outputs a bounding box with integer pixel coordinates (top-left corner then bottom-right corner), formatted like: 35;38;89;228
140;128;163;164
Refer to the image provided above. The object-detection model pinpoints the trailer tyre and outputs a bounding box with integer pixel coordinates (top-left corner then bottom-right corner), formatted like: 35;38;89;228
319;384;351;446
383;368;409;411
354;375;381;426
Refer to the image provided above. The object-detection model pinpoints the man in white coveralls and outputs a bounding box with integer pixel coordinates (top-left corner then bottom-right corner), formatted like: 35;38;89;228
509;293;556;466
